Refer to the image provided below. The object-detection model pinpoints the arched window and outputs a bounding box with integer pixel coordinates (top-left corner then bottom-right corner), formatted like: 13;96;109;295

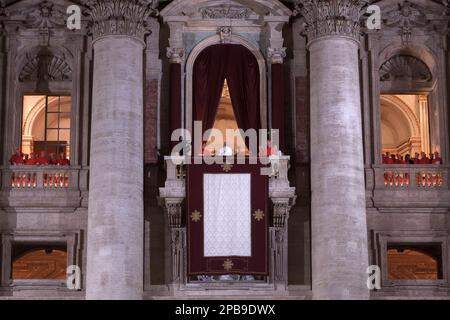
12;245;67;280
21;95;72;160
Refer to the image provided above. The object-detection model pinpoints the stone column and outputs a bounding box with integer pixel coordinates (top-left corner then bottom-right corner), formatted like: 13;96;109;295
296;0;369;299
166;22;184;149
84;0;157;300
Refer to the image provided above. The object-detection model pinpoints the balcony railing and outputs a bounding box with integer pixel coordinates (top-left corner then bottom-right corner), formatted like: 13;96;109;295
2;166;80;190
373;165;449;190
368;165;450;208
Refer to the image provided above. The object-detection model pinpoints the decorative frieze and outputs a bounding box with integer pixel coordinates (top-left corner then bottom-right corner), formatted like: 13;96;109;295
294;0;367;43
83;0;158;41
200;5;251;19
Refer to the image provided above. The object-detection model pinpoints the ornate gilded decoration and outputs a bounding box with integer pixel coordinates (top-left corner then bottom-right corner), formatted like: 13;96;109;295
83;0;159;41
190;210;202;223
221;163;233;172
293;0;367;43
253;209;265;222
222;259;234;271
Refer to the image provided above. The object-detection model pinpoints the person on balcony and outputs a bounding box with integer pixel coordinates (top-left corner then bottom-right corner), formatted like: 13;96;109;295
397;155;406;164
218;142;233;156
413;152;420;164
56;152;70;166
433;152;442;165
49;153;58;165
35;151;50;165
9;148;24;165
25;152;37;165
405;154;414;164
419;152;429;164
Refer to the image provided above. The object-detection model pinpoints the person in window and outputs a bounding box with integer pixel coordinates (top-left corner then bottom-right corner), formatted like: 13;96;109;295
56;152;70;166
36;151;50;165
419;152;429;164
201;142;211;156
413;152;420;164
9;149;24;165
49;153;58;165
433;151;442;165
25;152;37;165
218;142;233;156
405;154;413;164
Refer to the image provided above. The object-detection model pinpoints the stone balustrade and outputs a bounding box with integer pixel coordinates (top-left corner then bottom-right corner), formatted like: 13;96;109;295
0;166;89;208
368;165;450;208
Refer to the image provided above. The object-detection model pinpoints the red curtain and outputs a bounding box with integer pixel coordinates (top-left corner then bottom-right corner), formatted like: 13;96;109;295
271;63;285;150
169;63;182;147
193;44;261;134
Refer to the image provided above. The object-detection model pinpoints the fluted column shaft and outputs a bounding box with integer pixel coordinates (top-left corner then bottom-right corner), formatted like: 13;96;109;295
85;0;156;300
297;0;369;300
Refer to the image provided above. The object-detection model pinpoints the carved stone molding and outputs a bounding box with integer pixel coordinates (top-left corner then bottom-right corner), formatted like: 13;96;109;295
164;201;184;228
294;0;367;43
200;5;251;19
19;50;72;82
267;47;286;64
218;26;232;44
166;47;185;64
83;0;158;41
384;1;428;44
380;55;432;82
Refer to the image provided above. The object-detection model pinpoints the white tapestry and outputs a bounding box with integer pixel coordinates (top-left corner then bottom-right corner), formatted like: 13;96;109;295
203;173;251;257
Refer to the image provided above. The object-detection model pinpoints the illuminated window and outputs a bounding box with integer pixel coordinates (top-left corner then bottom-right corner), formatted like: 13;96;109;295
12;245;67;280
387;244;442;280
21;95;71;159
208;80;246;154
381;95;431;157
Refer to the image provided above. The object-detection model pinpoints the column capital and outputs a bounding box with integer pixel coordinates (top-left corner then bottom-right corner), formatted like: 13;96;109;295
268;47;287;64
83;0;159;41
166;47;185;64
294;0;368;44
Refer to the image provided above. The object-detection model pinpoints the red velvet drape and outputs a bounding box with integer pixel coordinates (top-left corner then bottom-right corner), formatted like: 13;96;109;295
271;63;285;151
193;44;261;134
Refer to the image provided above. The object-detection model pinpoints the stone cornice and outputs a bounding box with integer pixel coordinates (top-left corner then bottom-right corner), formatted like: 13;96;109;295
294;0;367;44
83;0;159;41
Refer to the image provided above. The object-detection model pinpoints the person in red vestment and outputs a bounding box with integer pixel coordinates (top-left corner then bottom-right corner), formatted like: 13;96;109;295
35;151;50;165
413;152;420;164
433;152;442;165
419;152;429;164
201;142;211;156
49;153;57;165
25;152;37;165
9;149;24;165
56;152;70;166
397;155;406;164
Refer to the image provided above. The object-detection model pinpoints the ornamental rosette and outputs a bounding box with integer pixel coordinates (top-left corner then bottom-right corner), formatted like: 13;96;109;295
294;0;368;43
83;0;159;40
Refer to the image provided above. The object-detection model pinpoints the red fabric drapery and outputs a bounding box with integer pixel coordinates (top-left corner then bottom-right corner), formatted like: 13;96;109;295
271;63;285;151
193;44;261;134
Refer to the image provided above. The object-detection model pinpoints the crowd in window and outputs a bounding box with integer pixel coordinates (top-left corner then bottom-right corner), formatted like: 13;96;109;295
382;151;442;165
9;149;70;166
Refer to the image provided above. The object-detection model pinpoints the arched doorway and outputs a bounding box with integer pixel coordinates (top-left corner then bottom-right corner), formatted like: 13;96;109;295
192;43;261;154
